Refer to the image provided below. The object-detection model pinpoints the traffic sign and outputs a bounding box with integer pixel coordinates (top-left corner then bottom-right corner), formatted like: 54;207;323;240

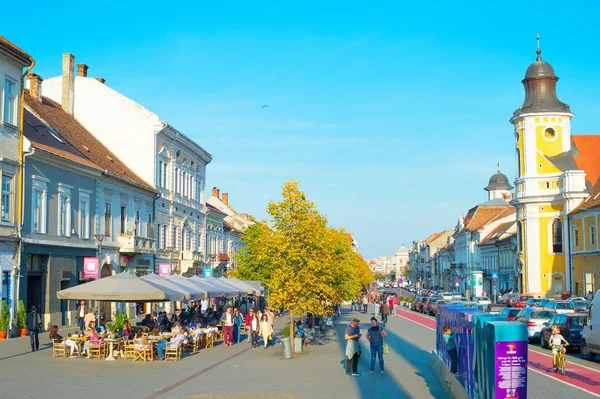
492;272;498;280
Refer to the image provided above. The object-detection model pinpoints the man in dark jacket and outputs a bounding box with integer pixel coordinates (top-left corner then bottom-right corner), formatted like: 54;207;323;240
380;301;390;327
26;305;41;352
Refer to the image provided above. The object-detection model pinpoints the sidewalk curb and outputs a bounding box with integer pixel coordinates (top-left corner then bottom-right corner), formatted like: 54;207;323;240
428;350;470;399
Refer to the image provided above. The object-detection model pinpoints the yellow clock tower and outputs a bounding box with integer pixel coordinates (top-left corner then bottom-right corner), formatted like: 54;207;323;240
510;43;589;295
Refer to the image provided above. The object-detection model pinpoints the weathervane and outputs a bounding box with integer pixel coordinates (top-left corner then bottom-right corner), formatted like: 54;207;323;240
536;33;542;60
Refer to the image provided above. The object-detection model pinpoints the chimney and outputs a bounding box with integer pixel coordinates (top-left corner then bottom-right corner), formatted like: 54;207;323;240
61;53;75;115
77;64;88;77
95;77;105;84
222;193;229;205
212;187;220;198
27;73;43;102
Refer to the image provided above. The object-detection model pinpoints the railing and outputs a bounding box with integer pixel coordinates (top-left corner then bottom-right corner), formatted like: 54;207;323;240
118;234;156;253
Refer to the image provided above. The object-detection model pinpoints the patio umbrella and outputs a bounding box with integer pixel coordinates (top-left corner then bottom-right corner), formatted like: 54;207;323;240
140;273;188;301
229;278;263;296
218;277;260;296
56;272;169;302
205;276;243;296
164;274;207;300
187;276;228;298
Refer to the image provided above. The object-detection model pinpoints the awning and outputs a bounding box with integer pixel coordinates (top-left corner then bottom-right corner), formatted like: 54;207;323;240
164;274;207;300
56;272;169;302
204;276;243;296
140;273;188;301
218;277;262;296
187;276;233;298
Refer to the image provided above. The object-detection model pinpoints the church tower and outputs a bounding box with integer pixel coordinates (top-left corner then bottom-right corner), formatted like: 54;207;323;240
510;41;589;295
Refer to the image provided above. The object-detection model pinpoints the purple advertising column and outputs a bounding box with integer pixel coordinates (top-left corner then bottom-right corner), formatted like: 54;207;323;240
494;341;528;399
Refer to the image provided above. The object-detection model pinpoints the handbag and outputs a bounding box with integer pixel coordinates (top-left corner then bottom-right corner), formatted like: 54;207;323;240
382;341;390;354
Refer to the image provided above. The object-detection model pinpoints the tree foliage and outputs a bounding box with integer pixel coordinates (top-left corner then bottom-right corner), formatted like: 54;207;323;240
232;180;373;318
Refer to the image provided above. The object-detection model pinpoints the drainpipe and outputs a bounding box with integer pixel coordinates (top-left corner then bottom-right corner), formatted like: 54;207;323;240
11;56;35;338
566;214;573;295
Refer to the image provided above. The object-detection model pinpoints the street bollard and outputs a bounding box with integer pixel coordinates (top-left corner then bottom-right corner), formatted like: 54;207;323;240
281;337;293;359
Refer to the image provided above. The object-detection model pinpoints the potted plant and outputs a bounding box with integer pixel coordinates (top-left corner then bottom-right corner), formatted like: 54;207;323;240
0;300;10;339
17;300;27;337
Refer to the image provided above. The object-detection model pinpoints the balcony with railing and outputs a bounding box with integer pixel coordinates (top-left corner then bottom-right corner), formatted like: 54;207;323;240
118;234;156;254
181;250;203;262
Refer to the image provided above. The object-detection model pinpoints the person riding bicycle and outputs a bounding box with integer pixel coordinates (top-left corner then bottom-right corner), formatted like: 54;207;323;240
549;326;569;372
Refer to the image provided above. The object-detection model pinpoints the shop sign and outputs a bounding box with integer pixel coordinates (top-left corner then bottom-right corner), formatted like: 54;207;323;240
158;263;171;277
83;257;99;279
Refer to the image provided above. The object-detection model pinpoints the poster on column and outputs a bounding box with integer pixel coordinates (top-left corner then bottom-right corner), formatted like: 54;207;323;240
494;341;527;399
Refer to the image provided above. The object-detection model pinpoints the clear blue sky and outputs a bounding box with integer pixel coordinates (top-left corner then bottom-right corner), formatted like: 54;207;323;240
7;1;600;258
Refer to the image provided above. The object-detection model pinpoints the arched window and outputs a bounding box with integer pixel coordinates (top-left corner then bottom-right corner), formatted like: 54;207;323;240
552;219;563;253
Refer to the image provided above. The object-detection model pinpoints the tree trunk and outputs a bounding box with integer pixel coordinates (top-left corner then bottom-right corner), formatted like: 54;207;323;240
289;309;295;357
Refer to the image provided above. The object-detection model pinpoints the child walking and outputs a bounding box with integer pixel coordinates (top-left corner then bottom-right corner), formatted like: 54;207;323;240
443;325;458;374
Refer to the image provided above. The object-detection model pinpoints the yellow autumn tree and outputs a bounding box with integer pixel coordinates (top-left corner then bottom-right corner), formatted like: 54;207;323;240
233;179;374;354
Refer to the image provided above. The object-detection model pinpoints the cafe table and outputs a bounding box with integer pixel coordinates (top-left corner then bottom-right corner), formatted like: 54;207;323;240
69;335;87;357
104;337;124;361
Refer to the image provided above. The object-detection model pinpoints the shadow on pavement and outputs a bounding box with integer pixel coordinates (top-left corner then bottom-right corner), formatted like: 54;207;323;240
334;310;413;399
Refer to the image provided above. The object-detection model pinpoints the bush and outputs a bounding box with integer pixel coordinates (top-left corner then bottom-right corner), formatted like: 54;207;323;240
282;325;290;337
0;301;10;331
17;300;27;329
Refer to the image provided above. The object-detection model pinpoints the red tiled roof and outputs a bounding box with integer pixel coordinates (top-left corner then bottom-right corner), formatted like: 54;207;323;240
479;221;517;246
573;176;600;214
207;203;228;217
217;253;230;262
25;91;154;192
462;205;515;232
572;135;600;187
0;35;32;65
24;109;101;171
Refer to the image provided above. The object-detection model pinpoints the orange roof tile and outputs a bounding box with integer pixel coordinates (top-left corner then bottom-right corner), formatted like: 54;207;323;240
0;35;32;65
462;205;515;232
572;135;600;187
479;221;517;246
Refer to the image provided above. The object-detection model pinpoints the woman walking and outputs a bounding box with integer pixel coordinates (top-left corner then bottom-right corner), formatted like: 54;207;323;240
221;307;234;347
259;314;273;349
245;309;254;343
251;311;260;349
233;308;244;344
366;317;387;374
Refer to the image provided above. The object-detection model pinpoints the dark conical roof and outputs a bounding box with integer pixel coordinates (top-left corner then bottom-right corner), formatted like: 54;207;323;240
484;171;513;192
512;47;570;118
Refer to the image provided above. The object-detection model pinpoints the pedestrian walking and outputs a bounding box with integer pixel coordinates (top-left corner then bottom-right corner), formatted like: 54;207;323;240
26;305;42;352
250;312;260;349
233;309;244;344
344;318;362;376
245;308;254;343
362;295;368;314
76;300;86;332
366;317;387;374
443;325;458;374
587;291;594;301
259;314;273;349
265;307;275;346
221;307;234;347
380;301;390;327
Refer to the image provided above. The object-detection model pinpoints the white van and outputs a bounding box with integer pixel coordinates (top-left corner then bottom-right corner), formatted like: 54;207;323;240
581;289;600;360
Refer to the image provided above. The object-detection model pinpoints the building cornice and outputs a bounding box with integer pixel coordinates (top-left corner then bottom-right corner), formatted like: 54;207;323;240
158;124;213;165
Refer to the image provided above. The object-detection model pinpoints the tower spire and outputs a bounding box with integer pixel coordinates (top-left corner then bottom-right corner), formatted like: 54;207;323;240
536;33;542;61
497;161;500;173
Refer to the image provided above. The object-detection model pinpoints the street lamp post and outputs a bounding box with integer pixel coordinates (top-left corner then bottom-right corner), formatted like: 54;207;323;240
94;234;105;324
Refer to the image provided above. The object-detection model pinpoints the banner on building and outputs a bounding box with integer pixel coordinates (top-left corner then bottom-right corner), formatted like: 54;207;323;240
83;257;99;279
159;263;171;277
202;268;213;278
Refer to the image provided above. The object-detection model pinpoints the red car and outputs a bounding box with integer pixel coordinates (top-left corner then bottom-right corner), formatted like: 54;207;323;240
499;307;520;321
513;295;534;308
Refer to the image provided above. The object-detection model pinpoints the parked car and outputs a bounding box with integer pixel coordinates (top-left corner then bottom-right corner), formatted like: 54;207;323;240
433;300;448;316
498;293;520;306
526;298;542;308
572;300;591;313
513;294;534;308
538;298;555;308
448;297;468;305
567;297;587;303
545;301;575;314
514;308;557;341
418;297;429;313
499;307;520;321
486;303;507;314
581;289;600;360
473;296;492;305
424;297;441;315
540;313;587;350
440;292;454;301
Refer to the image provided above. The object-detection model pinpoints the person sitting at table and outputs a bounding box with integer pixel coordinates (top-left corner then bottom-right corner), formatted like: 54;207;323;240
156;330;185;360
141;314;154;330
82;322;100;358
49;325;78;357
171;322;181;335
149;326;161;338
123;322;133;340
159;314;171;332
133;329;148;350
83;308;96;331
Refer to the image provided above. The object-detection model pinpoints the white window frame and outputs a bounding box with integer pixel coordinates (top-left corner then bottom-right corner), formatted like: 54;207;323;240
1;173;13;223
104;202;112;238
31;176;49;234
162;225;167;249
57;183;73;237
175;168;180;194
78;189;91;239
3;77;17;126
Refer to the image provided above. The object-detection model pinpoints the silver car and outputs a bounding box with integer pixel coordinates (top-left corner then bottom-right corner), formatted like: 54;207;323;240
514;308;557;341
546;301;575;314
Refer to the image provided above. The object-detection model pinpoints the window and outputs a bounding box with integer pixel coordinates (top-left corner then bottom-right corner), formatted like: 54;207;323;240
591;225;596;248
120;206;127;234
104;202;112;237
135;210;140;237
158;161;168;188
175;168;180;194
552;219;563;253
161;225;167;249
187;230;192;251
181;228;186;251
147;213;153;239
31;177;48;234
3;79;16;125
57;184;72;237
183;171;187;197
1;175;12;222
574;227;580;249
174;227;179;249
157;224;162;248
78;191;90;239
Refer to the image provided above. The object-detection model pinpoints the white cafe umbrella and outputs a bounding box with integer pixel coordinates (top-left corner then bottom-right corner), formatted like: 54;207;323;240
140;273;187;301
165;274;207;300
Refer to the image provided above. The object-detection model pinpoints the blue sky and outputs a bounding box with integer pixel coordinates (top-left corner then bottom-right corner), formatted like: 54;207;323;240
7;1;600;258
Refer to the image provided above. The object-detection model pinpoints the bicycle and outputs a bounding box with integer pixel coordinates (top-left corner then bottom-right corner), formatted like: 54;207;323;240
552;344;568;375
